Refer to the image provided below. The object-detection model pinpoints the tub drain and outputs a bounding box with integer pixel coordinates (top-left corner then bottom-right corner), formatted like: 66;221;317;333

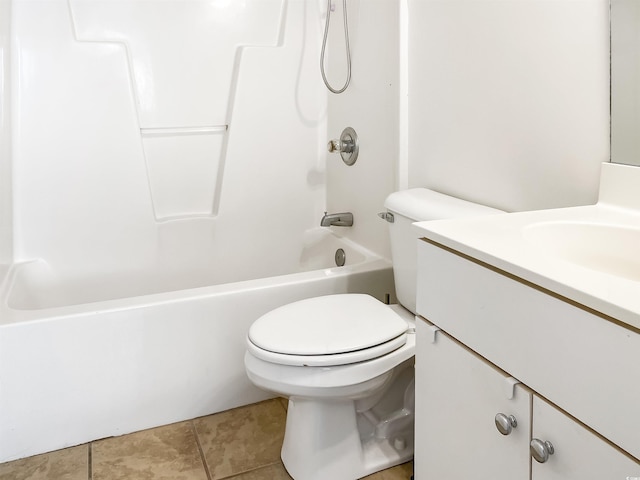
335;248;346;267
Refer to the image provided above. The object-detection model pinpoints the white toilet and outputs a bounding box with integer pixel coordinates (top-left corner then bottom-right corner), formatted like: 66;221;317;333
244;188;502;480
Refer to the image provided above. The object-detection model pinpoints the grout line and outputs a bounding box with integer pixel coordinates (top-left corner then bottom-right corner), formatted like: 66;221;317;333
191;420;213;480
87;443;92;480
277;396;289;412
221;461;285;480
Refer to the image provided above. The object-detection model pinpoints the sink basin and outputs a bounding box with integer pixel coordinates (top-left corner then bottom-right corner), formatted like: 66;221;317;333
523;222;640;282
413;161;640;329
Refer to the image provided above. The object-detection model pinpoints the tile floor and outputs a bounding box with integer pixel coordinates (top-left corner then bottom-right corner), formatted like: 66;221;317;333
0;398;413;480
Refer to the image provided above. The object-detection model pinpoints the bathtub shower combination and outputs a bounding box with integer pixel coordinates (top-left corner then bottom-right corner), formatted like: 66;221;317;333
0;0;398;463
0;230;394;462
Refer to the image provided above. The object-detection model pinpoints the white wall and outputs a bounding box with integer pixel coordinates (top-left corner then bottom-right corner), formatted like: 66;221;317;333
323;0;610;256
407;0;610;212
0;0;11;268
325;0;400;258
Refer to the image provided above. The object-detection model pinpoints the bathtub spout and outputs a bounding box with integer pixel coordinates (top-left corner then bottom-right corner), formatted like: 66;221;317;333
320;212;353;227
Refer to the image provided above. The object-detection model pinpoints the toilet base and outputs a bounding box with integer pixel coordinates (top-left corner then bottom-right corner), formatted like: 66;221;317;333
280;359;414;480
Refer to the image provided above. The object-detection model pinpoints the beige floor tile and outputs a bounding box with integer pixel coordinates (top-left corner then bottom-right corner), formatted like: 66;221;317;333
362;461;413;480
194;399;286;479
0;445;88;480
91;421;207;480
228;462;293;480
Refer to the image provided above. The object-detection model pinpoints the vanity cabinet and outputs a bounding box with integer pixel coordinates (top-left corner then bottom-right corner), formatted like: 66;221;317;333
415;239;640;479
415;320;640;479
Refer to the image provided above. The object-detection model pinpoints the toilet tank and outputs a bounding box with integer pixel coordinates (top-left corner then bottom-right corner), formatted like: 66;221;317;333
383;188;504;314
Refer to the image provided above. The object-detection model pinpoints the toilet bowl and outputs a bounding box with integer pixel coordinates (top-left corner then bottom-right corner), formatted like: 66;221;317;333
244;188;504;480
245;295;415;480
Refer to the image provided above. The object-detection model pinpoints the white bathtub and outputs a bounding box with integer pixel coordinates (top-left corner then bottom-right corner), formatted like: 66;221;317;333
0;229;395;462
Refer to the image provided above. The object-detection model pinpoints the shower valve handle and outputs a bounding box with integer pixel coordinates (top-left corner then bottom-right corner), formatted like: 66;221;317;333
327;139;340;152
327;139;354;154
327;127;359;166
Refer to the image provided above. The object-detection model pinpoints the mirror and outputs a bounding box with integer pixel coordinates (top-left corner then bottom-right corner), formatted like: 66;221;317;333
611;0;640;165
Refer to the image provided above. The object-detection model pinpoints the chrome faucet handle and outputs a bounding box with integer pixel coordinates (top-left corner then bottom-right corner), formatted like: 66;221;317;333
327;140;341;153
327;138;355;154
327;127;358;165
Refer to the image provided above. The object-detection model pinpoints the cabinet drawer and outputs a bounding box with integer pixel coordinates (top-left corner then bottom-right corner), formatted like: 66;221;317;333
416;239;640;460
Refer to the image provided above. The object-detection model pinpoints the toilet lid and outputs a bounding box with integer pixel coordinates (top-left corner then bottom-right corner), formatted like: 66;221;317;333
247;294;409;365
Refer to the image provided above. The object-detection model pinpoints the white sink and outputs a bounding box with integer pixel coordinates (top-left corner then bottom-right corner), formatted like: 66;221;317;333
415;206;640;329
412;163;640;329
412;162;640;330
522;222;640;282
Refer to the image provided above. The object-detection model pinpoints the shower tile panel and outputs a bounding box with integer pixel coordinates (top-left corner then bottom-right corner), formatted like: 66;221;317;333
11;0;324;276
142;133;225;220
12;1;159;267
0;1;11;267
69;0;285;128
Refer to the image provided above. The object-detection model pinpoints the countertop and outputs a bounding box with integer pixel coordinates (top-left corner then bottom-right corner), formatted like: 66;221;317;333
413;163;640;331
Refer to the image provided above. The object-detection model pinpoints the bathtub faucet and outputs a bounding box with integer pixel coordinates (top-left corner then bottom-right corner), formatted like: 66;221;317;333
320;212;353;227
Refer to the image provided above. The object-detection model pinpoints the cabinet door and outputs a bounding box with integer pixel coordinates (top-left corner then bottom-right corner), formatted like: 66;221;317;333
532;396;640;480
415;319;530;480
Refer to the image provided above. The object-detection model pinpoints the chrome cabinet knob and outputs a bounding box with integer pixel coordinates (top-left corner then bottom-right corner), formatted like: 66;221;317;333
530;438;555;463
494;413;517;435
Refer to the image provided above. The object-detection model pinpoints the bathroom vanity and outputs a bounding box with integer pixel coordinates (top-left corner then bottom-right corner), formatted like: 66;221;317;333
413;163;640;479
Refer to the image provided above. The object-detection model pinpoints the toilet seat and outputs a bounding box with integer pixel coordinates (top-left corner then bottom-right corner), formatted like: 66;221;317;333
247;294;409;367
247;333;407;367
